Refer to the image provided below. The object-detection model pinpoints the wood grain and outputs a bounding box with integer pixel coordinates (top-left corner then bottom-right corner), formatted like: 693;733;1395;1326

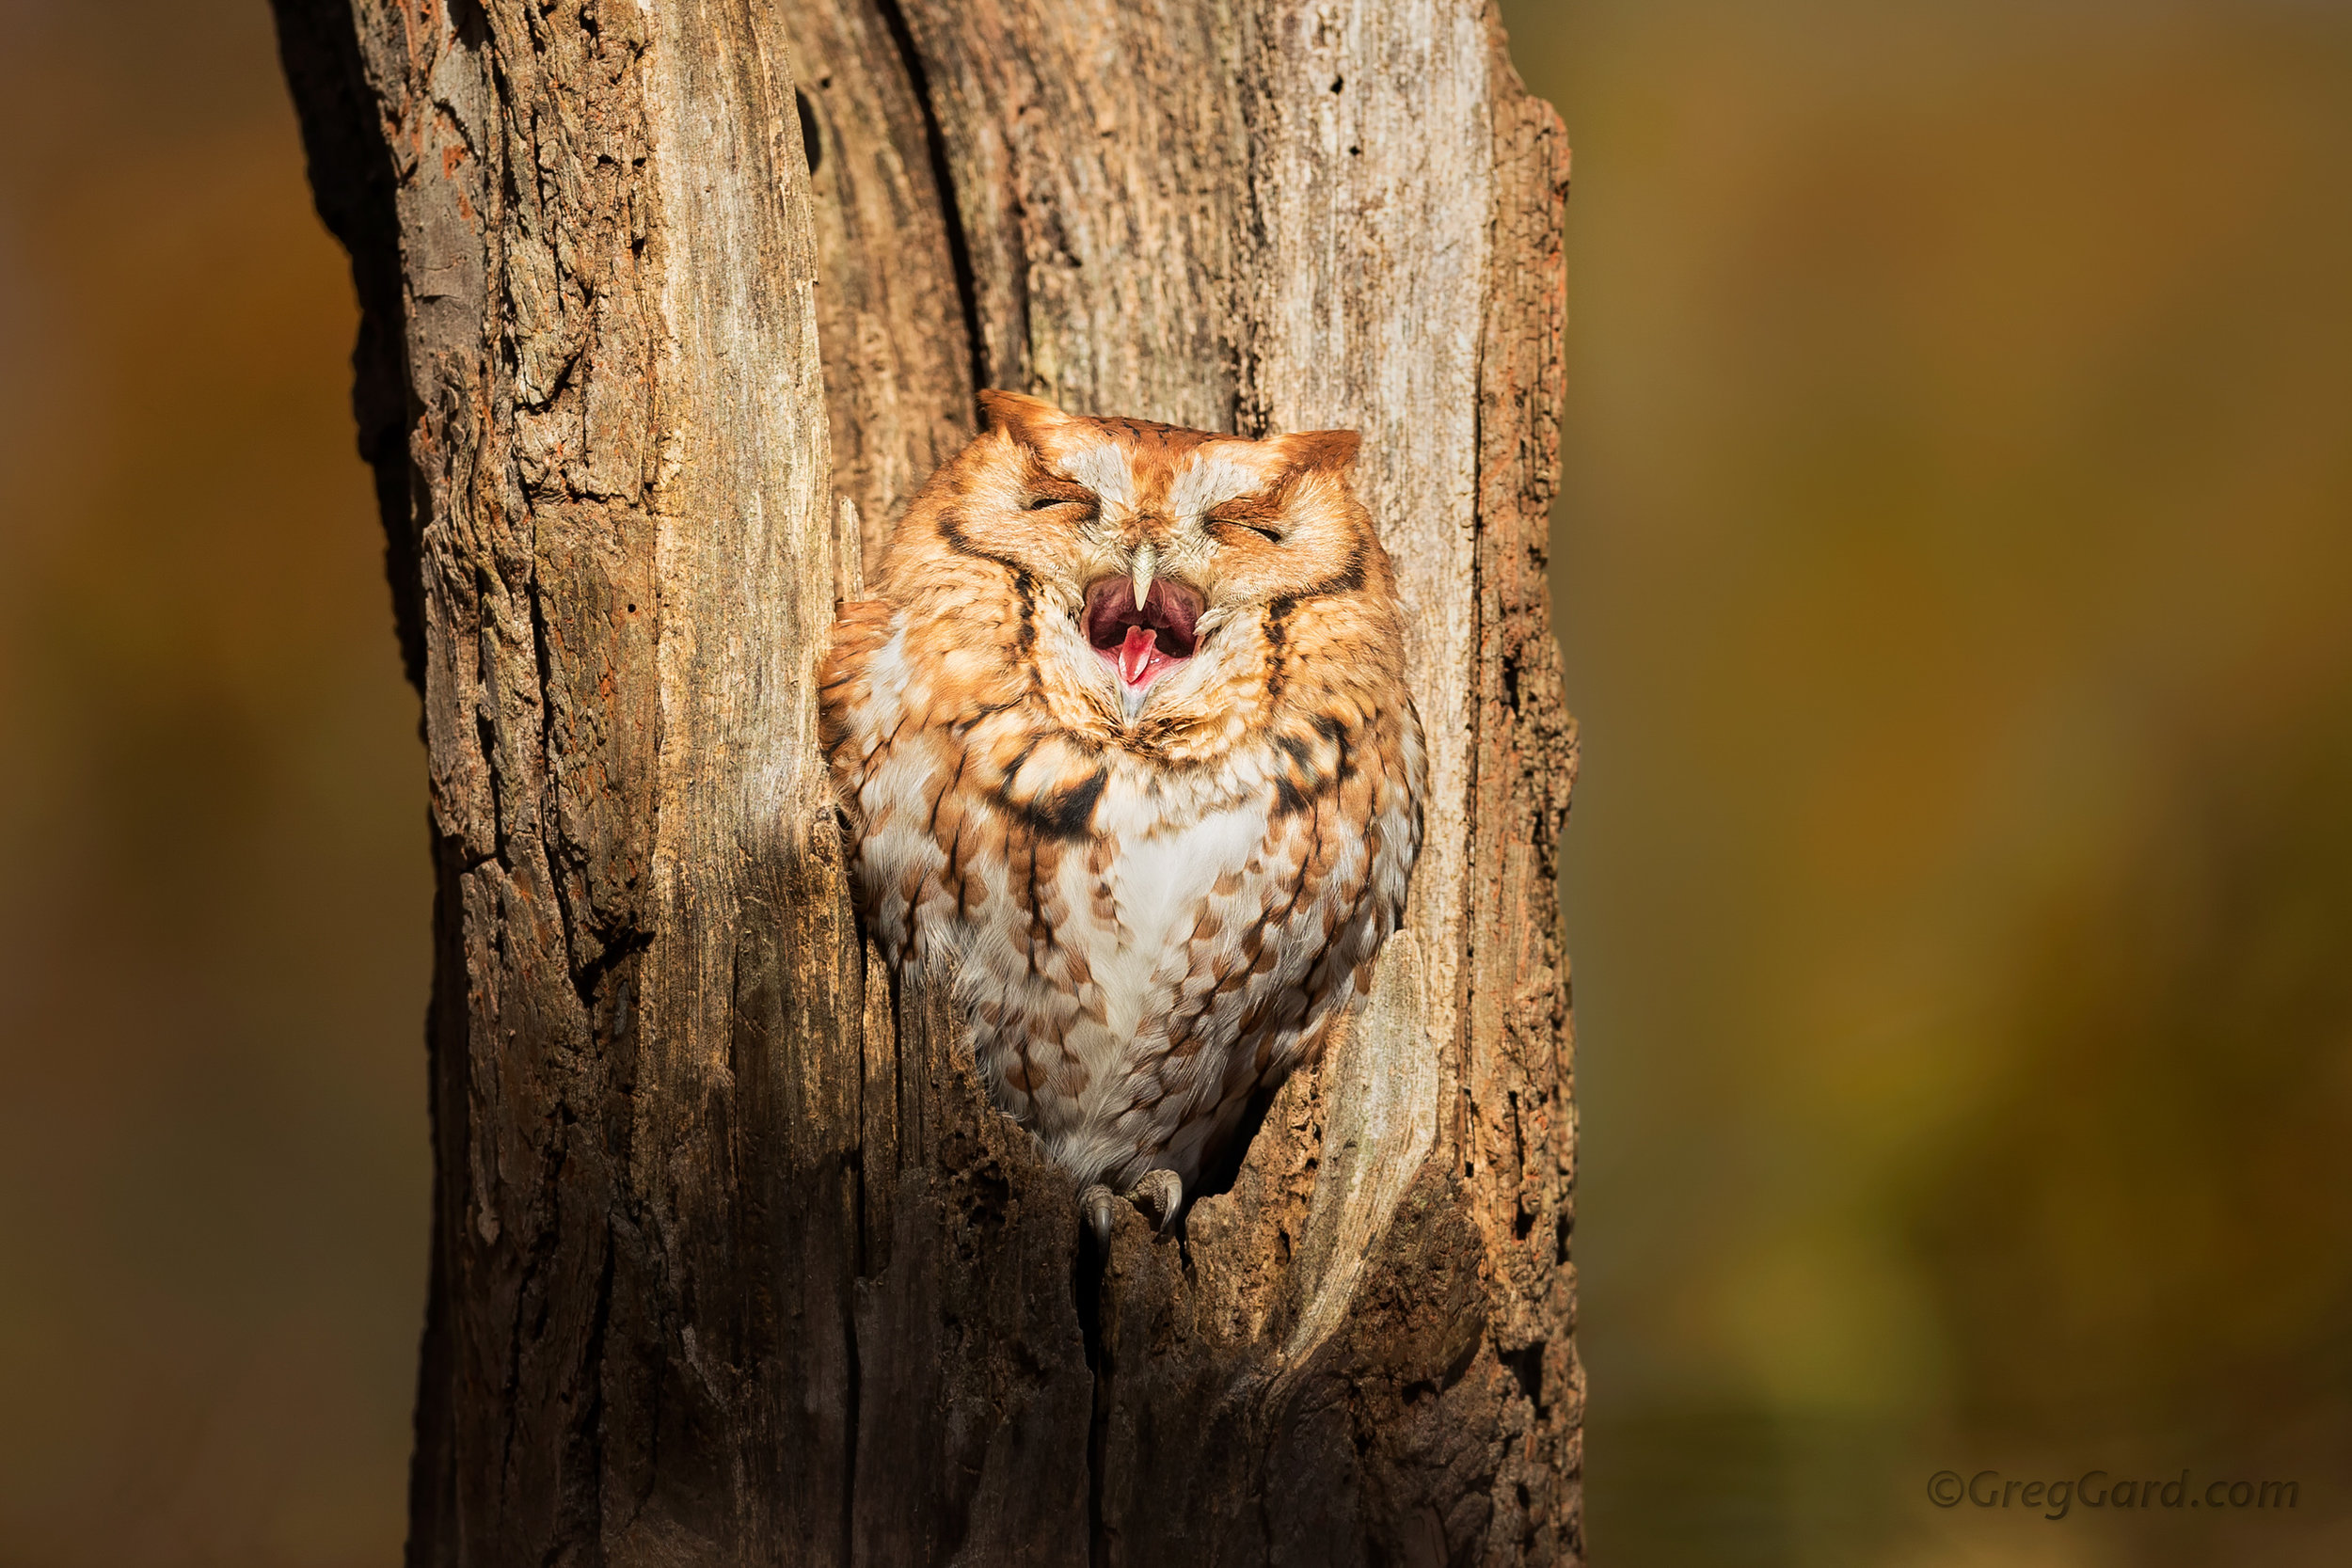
783;0;976;576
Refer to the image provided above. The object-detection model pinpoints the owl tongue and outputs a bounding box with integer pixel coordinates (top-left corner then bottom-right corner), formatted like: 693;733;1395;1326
1085;573;1200;692
1117;625;1160;687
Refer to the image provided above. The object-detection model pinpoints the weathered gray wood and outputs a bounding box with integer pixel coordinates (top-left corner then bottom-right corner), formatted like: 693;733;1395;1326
276;0;1579;1561
277;0;852;1559
784;3;976;576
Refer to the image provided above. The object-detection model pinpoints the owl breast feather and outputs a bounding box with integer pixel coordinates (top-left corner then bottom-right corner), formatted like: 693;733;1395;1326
819;600;1422;1195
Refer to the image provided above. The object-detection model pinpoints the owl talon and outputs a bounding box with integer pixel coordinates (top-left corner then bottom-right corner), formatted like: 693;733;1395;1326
1128;1168;1184;1234
1081;1183;1117;1252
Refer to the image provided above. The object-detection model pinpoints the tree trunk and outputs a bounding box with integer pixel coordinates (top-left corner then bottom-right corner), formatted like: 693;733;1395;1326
273;2;1580;1563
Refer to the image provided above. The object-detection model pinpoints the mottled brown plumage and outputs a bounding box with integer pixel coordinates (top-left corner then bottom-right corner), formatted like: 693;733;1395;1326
819;392;1424;1239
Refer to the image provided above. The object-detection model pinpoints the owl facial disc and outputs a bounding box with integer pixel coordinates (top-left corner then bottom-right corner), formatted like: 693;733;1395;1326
1085;575;1200;693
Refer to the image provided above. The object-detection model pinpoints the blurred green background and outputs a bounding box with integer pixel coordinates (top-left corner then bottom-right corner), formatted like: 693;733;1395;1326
0;1;2344;1564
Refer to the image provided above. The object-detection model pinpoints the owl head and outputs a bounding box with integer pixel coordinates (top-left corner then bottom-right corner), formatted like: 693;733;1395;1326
873;390;1404;746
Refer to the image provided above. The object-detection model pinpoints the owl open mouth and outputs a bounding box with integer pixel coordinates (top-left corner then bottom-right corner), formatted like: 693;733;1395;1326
1085;575;1202;690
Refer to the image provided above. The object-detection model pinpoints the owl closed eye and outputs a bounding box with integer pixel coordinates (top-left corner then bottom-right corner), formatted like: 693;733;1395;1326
818;391;1425;1245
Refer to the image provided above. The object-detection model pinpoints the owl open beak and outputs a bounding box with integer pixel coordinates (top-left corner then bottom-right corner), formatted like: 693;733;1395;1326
1085;574;1201;692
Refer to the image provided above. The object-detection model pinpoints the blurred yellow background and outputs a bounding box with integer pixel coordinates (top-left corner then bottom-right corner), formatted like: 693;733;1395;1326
1;2;2344;1564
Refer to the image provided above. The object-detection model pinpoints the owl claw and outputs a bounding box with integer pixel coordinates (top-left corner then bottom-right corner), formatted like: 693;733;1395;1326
1129;1168;1184;1234
1081;1183;1117;1252
1080;1173;1184;1249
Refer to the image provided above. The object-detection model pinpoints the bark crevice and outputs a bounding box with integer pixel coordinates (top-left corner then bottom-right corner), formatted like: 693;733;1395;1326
868;0;989;405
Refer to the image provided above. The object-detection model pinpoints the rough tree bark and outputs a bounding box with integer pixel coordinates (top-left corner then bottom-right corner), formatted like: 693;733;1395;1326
274;1;1579;1562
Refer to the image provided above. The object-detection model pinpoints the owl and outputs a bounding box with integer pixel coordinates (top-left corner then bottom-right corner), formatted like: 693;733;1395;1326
818;391;1425;1245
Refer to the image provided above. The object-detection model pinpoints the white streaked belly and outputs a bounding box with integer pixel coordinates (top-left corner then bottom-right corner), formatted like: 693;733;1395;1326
1076;796;1266;1074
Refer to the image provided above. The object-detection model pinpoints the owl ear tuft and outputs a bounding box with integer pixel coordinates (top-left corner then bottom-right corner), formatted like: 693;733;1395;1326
977;389;1074;448
1279;429;1362;474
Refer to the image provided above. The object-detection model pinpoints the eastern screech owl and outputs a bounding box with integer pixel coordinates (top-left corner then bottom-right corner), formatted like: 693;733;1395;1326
818;391;1425;1244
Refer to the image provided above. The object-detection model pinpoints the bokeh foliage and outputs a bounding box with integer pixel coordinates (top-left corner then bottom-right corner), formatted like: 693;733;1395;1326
0;4;426;1563
1507;1;2352;1562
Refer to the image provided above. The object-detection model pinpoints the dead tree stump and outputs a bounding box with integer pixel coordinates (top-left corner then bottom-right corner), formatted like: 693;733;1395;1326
274;0;1580;1560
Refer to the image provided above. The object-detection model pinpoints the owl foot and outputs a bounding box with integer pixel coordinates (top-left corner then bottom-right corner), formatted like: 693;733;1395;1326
1081;1184;1118;1252
1078;1170;1187;1251
1129;1168;1184;1234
